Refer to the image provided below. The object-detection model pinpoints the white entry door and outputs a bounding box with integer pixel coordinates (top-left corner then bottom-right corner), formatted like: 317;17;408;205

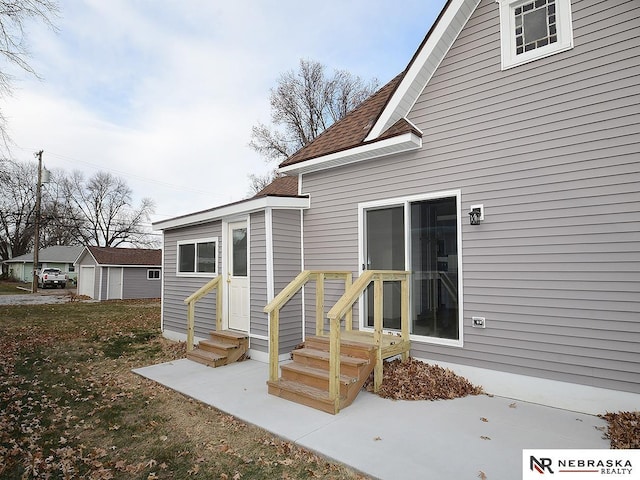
227;221;249;332
78;266;95;298
108;267;123;300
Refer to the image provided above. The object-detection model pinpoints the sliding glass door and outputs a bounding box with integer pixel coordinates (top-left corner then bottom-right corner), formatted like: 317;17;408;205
362;193;460;342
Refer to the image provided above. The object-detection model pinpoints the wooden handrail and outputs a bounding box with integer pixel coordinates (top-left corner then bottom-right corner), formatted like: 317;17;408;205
264;270;352;383
183;276;222;352
326;270;410;402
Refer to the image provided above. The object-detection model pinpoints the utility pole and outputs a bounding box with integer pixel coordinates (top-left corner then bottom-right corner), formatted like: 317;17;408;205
32;150;44;293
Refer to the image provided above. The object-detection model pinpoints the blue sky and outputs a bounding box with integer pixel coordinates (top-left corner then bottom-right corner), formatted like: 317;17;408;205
3;0;446;229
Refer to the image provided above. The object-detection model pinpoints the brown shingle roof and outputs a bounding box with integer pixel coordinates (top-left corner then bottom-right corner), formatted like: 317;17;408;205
279;72;420;168
87;246;161;266
252;175;299;197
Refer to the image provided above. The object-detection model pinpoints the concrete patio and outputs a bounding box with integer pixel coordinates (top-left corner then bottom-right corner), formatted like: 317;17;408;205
134;358;610;480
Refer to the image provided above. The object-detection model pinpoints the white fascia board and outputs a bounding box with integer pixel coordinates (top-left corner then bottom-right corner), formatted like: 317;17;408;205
152;195;310;231
279;132;422;175
366;0;479;140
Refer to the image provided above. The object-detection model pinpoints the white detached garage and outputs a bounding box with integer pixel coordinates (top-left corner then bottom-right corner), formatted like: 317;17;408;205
74;246;162;300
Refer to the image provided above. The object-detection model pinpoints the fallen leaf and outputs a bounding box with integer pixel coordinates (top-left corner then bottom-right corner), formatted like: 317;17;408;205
509;402;517;408
480;417;488;422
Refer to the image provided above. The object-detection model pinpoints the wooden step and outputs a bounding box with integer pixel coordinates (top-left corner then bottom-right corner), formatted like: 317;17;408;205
292;347;370;377
280;362;357;396
303;335;375;359
268;335;378;414
187;348;227;367
210;330;249;345
186;330;249;368
267;379;343;415
199;339;240;356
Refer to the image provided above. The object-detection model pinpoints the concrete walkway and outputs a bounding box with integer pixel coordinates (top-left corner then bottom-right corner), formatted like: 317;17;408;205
134;359;609;480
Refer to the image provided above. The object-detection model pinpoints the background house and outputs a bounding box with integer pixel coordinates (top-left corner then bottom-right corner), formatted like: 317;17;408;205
75;246;162;300
2;245;83;283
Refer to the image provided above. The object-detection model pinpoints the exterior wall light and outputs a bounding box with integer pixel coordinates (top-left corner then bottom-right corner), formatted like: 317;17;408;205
469;204;484;225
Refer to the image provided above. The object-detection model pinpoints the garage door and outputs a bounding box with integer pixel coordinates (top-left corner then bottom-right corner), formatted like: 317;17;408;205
78;266;95;298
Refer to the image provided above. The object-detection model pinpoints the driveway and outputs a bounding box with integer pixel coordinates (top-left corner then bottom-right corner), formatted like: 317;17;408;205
0;287;78;305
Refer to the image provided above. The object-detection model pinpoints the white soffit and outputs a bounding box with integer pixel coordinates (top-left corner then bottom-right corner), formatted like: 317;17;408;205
279;132;422;175
152;196;310;231
366;0;481;140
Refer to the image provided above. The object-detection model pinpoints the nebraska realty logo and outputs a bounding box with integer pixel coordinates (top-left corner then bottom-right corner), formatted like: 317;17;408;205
523;450;640;479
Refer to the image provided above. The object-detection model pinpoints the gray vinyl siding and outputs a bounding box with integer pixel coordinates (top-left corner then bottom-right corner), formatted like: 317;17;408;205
250;212;268;347
122;267;162;299
162;222;222;339
300;0;640;393
273;210;303;351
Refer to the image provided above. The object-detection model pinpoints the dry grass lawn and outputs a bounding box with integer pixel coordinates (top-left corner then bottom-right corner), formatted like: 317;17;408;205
0;299;368;479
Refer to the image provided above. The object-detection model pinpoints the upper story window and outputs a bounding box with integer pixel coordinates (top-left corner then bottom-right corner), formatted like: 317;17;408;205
498;0;573;70
177;237;218;277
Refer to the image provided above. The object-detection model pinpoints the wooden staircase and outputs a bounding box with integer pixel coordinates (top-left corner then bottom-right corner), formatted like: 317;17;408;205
267;335;376;414
187;330;249;368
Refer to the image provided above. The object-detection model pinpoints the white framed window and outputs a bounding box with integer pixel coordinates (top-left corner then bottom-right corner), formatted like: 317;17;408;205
498;0;573;70
177;237;218;277
147;269;161;280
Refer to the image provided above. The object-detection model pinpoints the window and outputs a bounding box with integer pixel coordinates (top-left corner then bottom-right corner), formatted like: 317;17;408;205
498;0;573;70
147;269;161;280
177;238;218;276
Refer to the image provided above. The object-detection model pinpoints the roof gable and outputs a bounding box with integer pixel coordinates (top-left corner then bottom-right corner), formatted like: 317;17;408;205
367;0;480;140
86;247;161;266
278;0;481;174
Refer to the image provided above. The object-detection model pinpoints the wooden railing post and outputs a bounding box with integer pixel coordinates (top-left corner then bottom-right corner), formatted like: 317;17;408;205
186;300;195;352
401;275;410;361
328;314;341;413
269;310;279;382
344;273;353;331
216;278;223;332
373;275;384;393
315;272;325;336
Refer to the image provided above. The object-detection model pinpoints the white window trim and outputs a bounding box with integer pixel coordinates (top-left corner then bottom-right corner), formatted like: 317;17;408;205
357;190;464;348
497;0;573;70
147;269;161;280
176;237;219;277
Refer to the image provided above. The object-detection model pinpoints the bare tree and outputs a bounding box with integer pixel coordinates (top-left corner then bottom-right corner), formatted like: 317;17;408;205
248;59;378;193
62;171;155;247
0;160;38;262
0;0;58;149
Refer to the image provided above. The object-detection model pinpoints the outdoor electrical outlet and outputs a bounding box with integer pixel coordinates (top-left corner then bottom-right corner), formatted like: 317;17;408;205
472;316;486;328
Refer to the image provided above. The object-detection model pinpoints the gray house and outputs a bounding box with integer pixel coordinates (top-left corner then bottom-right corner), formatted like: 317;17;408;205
75;246;162;300
153;0;639;415
3;245;83;282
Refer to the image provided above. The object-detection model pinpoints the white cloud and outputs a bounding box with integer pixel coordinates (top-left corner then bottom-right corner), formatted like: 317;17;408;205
2;0;444;226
